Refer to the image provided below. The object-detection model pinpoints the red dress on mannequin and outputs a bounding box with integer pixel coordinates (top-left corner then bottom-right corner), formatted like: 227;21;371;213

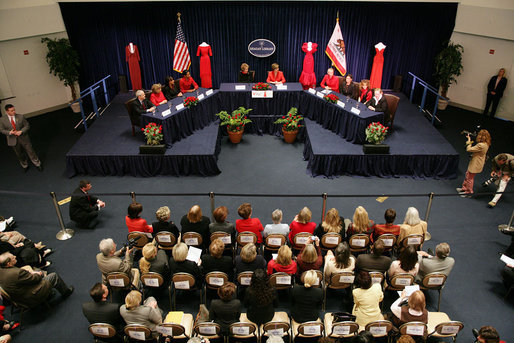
125;44;142;90
299;42;318;90
197;44;213;88
370;44;386;89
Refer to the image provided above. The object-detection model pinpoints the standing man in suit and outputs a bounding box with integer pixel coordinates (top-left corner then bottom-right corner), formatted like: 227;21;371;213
82;283;125;338
0;104;42;172
69;180;106;229
366;88;388;113
131;90;156;121
0;252;74;308
484;68;508;117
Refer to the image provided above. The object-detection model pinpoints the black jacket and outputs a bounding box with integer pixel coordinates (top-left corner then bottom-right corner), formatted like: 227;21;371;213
366;96;388;113
487;76;507;97
69;187;98;224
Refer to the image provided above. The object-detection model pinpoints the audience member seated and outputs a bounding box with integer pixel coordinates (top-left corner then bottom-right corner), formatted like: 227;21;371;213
69;180;106;230
388;246;419;281
398;207;428;247
340;74;358;99
120;290;163;337
209;206;236;240
355;240;392;274
125;202;153;234
346;206;374;239
390;290;427;327
96;238;139;288
0;215;15;232
473;325;506;343
349;331;375;343
365;88;388;112
291;270;323;323
169;243;203;285
163;76;183;100
266;63;286;84
352;271;383;328
179;70;199;93
267;245;297;275
235;243;266;275
131;89;156;116
209;282;241;335
82;283;125;337
201;239;234;280
358;79;372;103
149;83;167;106
372;208;401;242
288;207;316;244
320;68;339;92
0;231;52;269
238;63;254;83
0;252;74;308
180;205;211;249
313;208;345;243
139;243;171;289
296;238;322;279
152;206;180;238
415;242;455;283
244;268;278;325
236;203;264;244
263;209;289;240
324;242;355;281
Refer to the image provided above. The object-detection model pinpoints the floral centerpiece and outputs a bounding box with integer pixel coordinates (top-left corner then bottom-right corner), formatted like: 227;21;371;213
141;122;163;145
215;107;252;143
365;122;389;144
184;96;198;107
252;82;271;90
323;93;339;104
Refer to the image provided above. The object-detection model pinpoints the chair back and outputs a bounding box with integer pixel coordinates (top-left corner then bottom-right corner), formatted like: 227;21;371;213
399;321;428;337
263;321;290;337
172;272;196;290
269;272;293;290
156;323;186;338
236;231;257;247
401;234;424;250
432;321;464;337
297;321;324;337
348;234;370;252
88;323;117;339
124;97;140;128
376;234;397;251
364;320;393;337
0;286;26;310
182;232;203;248
237;271;254;287
155;231;177;249
205;271;229;290
141;272;164;288
293;232;312;250
320;232;342;250
265;233;286;251
369;271;385;286
389;273;414;290
106;272;131;289
229;322;257;338
421;272;447;290
328;271;355;289
124;324;152;341
300;270;323;288
127;231;150;250
193;322;221;338
383;94;400;128
329;321;359;338
210;231;233;246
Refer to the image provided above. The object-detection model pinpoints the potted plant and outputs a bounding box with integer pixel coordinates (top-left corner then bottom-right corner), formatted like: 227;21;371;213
139;122;166;154
274;107;304;143
41;37;81;112
363;122;389;154
184;96;199;107
215;107;252;143
433;41;464;110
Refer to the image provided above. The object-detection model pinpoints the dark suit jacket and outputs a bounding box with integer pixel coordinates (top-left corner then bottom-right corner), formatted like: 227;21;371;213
290;285;323;323
147;250;171;281
0;266;52;308
169;258;203;286
82;301;125;331
366;96;388;113
0;114;31;147
162;83;180;100
487;76;507;97
131;98;154;117
69;187;98;224
201;254;234;280
151;221;180;238
209;299;241;335
355;254;392;274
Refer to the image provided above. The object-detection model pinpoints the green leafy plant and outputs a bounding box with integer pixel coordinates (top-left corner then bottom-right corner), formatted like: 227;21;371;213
215;107;252;133
141;122;163;145
365;122;388;144
41;37;81;101
274;107;304;132
433;41;464;98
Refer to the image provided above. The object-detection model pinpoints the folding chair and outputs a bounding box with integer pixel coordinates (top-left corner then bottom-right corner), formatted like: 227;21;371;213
88;323;117;342
399;321;428;340
124;324;157;342
156;315;194;341
420;272;447;311
264;234;287;254
127;231;150;251
106;272;132;301
299;270;323;288
292;320;324;342
323;313;359;340
320;233;342;252
387;273;415;291
140;272;171;308
171;272;202;309
376;234;397;253
211;231;234;257
365;320;393;339
261;314;291;343
292;232;312;254
428;320;464;343
182;232;203;249
155;231;177;250
236;231;258;252
269;272;294;291
401;234;424;251
204;271;229;301
193;322;222;341
229;322;259;342
348;234;370;253
323;271;354;310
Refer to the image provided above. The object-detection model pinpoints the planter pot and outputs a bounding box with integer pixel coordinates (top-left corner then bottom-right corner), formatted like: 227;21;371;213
437;98;449;110
282;129;298;143
363;144;390;154
228;130;244;144
139;144;166;154
70;102;81;113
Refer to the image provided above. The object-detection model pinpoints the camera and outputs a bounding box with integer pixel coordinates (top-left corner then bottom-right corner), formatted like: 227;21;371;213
120;235;141;254
460;125;481;140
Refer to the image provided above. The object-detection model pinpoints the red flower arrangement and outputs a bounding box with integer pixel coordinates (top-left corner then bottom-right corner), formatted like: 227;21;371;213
141;122;163;145
252;82;272;90
184;96;199;107
274;107;304;132
323;93;339;104
365;122;389;144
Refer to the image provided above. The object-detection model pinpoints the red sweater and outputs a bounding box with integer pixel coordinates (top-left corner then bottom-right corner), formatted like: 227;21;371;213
320;75;339;92
371;223;400;242
150;92;166;106
266;71;286;83
236;218;264;243
359;88;372;103
125;216;153;233
179;77;199;93
267;259;297;275
288;221;316;243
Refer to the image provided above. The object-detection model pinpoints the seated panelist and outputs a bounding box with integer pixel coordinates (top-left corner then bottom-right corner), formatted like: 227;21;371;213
132;90;155;116
179;70;199;93
238;63;254;83
266;63;286;84
149;84;167;107
358;79;372;103
163;76;182;100
366;88;388;113
320;68;339;92
340;74;358;100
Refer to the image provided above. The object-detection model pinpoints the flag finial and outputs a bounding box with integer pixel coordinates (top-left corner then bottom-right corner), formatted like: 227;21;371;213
177;12;181;21
337;10;339;22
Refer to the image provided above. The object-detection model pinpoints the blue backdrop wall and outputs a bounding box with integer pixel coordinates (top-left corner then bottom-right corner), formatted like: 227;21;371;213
59;1;457;93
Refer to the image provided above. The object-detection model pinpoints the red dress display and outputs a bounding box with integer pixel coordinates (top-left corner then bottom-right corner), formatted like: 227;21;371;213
125;43;142;90
370;44;386;89
299;42;318;89
196;44;213;88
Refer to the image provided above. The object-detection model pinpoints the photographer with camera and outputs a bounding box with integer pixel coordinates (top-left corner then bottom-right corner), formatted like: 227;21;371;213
457;129;491;197
482;153;513;208
96;238;140;289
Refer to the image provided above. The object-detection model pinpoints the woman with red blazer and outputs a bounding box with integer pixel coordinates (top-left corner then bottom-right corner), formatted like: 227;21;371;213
266;63;286;84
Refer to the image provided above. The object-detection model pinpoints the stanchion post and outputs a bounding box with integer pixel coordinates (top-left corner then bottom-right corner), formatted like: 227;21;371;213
51;192;74;241
424;192;434;223
209;192;215;222
321;193;328;223
498;209;514;232
130;192;136;203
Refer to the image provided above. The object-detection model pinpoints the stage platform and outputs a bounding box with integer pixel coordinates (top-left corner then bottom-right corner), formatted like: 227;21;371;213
66;92;458;178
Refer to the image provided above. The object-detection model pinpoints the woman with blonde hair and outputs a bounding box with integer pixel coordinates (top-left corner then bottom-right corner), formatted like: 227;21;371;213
266;63;286;84
457;129;491;196
288;207;316;244
139;243;170;280
346;206;374;238
149;83;167;106
152;206;179;238
235;243;266;275
291;270;323;323
238;63;254;83
314;208;345;242
390;290;428;326
201;238;233;279
120;290;163;336
267;245;297;275
180;205;211;249
169;242;203;285
296;237;322;279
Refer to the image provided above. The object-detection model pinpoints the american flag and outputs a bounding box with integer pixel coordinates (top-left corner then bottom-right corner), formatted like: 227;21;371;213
173;18;191;73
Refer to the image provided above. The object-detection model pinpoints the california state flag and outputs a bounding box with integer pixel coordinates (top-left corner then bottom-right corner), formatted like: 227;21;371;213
325;19;347;76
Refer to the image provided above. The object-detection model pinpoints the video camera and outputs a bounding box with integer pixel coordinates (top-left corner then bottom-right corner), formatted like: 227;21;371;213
120;235;141;254
460;125;481;140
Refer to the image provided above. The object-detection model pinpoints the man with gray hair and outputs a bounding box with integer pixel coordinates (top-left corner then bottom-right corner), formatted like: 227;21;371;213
96;238;139;288
415;242;455;283
131;89;156;121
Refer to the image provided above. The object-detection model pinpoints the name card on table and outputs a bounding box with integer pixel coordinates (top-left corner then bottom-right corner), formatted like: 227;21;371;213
350;107;361;115
276;84;288;90
176;103;185;111
321;89;332;94
198;94;205;100
235;85;246;90
206;89;214;95
316;91;325;98
336;101;345;109
161;109;171;117
308;88;316;94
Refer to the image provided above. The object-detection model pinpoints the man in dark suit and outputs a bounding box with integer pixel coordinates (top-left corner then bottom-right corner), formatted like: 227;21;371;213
69;180;106;229
82;283;124;340
484;68;508;117
0;104;42;172
131;90;156;123
0;252;74;308
366;88;388;113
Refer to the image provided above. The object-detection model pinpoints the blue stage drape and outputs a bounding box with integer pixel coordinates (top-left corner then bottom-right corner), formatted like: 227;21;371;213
59;2;457;94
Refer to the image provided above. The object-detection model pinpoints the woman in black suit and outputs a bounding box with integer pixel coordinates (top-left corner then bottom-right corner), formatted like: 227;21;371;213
152;206;180;238
237;63;254;83
209;282;241;335
243;268;278;325
201;239;234;280
162;76;183;100
290;270;323;323
168;243;203;286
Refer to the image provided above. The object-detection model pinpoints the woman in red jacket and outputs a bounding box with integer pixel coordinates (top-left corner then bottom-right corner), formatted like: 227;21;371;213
125;202;153;233
320;68;339;92
267;245;297;275
296;237;322;280
179;70;199;93
358;79;372;103
266;63;286;84
149;84;167;106
288;207;316;243
235;203;264;243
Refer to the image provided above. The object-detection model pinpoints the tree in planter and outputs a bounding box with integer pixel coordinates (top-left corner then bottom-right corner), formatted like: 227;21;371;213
41;37;80;101
433;41;464;98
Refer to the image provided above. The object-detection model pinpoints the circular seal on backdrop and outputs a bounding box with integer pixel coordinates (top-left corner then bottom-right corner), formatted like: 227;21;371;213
248;39;276;58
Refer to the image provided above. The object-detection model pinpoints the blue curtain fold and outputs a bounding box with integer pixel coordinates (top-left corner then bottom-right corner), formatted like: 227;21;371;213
59;2;457;93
